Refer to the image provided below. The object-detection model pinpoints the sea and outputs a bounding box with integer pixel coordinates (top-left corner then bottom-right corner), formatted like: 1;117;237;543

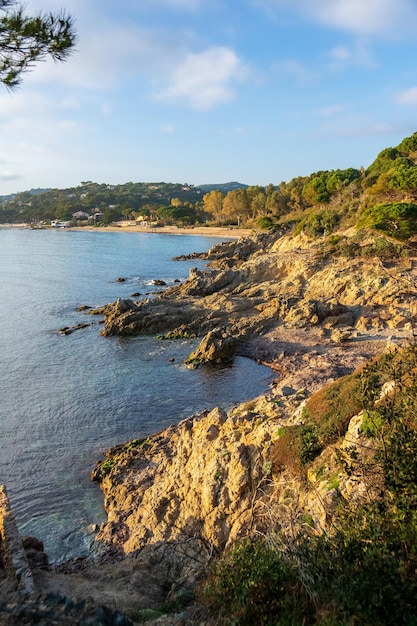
0;228;273;563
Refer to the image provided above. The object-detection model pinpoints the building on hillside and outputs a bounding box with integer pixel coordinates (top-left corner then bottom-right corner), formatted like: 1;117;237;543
72;211;90;220
88;210;103;223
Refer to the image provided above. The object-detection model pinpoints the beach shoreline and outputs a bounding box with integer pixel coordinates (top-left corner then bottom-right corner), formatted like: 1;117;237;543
0;223;254;238
77;224;254;238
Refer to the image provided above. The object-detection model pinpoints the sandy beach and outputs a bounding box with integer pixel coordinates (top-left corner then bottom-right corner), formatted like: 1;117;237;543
1;222;254;239
79;224;254;238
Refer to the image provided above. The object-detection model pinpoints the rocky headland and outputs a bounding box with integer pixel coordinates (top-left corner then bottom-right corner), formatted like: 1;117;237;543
2;226;417;623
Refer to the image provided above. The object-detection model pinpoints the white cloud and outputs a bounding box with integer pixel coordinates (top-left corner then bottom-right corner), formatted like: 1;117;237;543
100;103;112;116
29;0;204;11
262;0;417;37
20;3;247;114
153;47;249;110
0;90;82;152
139;0;202;7
0;92;51;125
23;15;201;99
394;87;417;106
57;120;80;132
26;0;86;11
24;25;165;90
310;0;416;36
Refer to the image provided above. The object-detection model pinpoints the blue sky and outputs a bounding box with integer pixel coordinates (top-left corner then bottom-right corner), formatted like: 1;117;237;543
1;0;417;194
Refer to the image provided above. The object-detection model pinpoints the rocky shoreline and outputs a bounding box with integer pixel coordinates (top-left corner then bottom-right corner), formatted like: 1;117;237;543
1;226;416;623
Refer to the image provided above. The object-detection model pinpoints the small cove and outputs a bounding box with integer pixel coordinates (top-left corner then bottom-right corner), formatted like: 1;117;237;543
0;228;273;562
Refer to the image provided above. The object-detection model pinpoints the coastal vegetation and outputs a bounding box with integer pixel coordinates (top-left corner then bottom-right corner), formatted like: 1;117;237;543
81;129;417;622
203;346;417;625
3;132;417;242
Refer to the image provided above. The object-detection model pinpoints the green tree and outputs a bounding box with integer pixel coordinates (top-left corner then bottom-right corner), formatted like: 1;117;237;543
265;182;276;197
302;171;330;204
102;206;121;225
363;146;401;189
0;0;76;88
283;176;309;212
157;204;197;225
359;202;417;240
326;168;361;194
266;189;287;216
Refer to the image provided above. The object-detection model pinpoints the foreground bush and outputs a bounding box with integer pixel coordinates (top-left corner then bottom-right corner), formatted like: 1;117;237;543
203;346;417;625
202;540;312;625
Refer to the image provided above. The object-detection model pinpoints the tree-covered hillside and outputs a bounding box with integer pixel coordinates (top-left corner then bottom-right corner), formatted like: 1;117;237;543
0;180;248;225
2;131;417;235
0;181;206;224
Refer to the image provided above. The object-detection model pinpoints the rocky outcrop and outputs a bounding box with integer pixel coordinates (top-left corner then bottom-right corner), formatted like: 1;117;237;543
0;485;36;596
22;227;416;621
97;230;417;369
91;367;393;592
186;325;245;365
170;267;237;296
92;402;283;585
88;228;417;595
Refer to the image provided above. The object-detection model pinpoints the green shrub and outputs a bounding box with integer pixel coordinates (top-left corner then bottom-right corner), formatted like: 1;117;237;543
99;458;116;476
270;424;322;476
202;540;311;625
295;209;339;237
360;410;384;436
366;236;410;259
257;215;276;229
316;233;410;261
299;504;417;625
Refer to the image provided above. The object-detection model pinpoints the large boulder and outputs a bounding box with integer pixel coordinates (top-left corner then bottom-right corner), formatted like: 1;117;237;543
186;327;240;365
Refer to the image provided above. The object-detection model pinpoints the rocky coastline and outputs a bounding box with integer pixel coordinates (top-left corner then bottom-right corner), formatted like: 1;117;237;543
1;226;417;623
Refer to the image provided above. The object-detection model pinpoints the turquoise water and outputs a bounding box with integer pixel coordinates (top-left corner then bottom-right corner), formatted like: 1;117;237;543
0;228;272;562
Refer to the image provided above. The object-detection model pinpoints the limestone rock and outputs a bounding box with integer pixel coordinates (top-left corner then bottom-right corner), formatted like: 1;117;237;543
186;327;240;365
175;267;237;296
94;406;277;558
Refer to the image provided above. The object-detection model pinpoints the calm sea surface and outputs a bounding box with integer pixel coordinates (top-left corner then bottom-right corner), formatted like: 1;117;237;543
0;228;272;562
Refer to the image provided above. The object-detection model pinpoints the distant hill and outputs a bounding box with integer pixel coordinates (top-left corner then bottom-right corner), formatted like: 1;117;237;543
27;188;52;196
197;182;248;193
0;188;51;202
